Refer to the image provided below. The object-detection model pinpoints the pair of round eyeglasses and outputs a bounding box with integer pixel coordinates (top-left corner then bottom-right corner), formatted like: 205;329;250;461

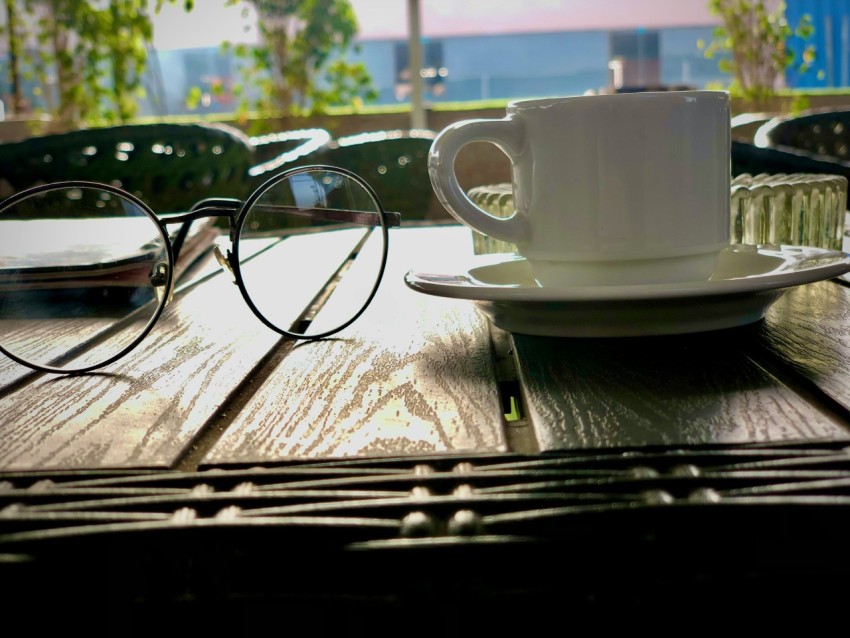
0;166;400;374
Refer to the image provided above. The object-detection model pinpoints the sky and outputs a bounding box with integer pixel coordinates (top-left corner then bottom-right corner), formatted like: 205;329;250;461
152;0;719;51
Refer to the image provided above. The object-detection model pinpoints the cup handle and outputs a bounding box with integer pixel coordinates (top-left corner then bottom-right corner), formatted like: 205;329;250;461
428;118;528;244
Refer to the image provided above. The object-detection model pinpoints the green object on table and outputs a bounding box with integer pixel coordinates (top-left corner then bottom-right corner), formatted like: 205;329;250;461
466;183;517;254
732;173;848;250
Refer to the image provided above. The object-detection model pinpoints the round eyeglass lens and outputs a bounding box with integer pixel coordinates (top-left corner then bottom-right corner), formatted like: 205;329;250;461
0;185;170;372
236;168;388;338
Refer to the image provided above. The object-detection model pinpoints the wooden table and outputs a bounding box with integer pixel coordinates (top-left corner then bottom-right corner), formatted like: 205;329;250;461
3;224;850;623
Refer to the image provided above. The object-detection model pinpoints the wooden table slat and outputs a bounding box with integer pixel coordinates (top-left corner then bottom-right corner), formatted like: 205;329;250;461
0;232;365;471
514;298;850;450
758;279;850;413
203;226;508;464
4;222;850;470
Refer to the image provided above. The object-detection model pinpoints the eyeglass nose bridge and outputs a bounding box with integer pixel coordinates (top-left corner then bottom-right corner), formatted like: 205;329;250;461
163;197;242;291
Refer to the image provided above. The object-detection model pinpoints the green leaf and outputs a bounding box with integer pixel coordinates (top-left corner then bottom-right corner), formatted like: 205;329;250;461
802;46;816;64
185;85;202;110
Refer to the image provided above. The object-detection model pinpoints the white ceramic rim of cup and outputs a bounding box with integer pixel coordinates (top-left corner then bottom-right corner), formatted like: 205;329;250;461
506;90;729;113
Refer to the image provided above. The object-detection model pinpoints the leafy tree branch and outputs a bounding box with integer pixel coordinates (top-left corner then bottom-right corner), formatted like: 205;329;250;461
2;0;194;125
218;0;376;124
699;0;816;111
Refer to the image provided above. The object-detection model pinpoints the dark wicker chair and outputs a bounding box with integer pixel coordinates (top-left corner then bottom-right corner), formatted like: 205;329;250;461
731;140;850;180
0;122;257;212
0;125;446;221
246;127;331;177
733;109;850;181
755;109;850;161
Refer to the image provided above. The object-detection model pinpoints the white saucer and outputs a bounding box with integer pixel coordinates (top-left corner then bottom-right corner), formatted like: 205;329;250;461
404;245;850;337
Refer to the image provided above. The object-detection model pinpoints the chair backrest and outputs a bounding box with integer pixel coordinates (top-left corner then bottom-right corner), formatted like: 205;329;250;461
290;130;446;221
756;110;850;162
732;140;850;181
0;123;256;212
246;128;331;182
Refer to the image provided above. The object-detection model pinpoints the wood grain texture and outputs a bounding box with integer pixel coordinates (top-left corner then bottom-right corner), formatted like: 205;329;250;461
203;225;507;464
0;357;40;389
0;235;270;388
515;324;849;451
0;233;364;471
757;279;850;412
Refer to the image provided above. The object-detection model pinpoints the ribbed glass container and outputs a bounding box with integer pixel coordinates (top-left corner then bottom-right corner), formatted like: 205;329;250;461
468;174;848;254
731;173;847;250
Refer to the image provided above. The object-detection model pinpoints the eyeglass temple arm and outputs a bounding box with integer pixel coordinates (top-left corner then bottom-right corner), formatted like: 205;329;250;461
163;201;401;231
248;204;401;228
163;200;401;262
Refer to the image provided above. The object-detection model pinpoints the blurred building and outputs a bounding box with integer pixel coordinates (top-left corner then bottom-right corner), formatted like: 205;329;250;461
345;25;722;106
2;1;848;119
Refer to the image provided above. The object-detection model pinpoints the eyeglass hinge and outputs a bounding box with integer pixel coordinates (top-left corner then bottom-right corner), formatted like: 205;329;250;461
213;245;237;284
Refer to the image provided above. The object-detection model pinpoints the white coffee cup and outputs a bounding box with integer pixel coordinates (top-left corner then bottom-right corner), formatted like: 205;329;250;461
428;91;731;286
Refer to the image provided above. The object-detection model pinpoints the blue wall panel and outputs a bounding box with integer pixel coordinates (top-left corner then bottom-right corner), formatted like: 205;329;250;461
786;0;850;87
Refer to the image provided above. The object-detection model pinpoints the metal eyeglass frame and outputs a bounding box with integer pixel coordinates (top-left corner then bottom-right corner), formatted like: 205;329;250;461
0;164;401;374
